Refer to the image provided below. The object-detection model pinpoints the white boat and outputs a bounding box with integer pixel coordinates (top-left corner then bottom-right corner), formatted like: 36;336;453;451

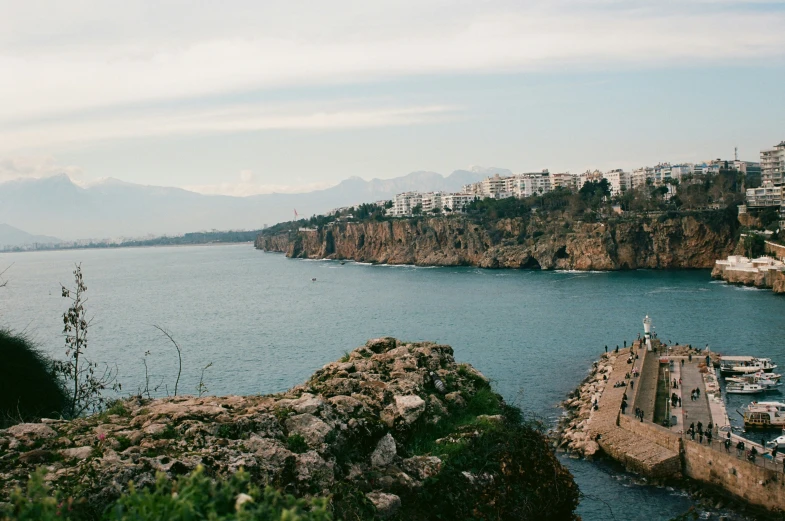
727;382;767;394
743;401;785;429
766;433;785;450
726;373;781;387
719;356;777;376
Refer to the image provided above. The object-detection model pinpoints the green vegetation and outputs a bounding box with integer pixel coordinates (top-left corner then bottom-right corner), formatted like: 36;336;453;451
0;329;68;428
55;264;121;418
0;467;331;521
286;434;309;454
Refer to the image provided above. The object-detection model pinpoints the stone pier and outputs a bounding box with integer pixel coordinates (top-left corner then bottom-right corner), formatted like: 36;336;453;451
580;338;785;512
586;341;681;478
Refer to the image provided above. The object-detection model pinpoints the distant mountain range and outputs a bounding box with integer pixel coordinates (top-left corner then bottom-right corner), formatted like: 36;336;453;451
0;167;509;240
0;223;61;248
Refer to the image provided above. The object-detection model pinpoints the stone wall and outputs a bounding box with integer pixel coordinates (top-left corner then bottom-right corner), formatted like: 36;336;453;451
683;440;785;511
618;414;681;453
765;241;785;261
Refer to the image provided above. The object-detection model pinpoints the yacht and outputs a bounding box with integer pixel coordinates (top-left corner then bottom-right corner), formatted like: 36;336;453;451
719;356;777;376
727;383;767;394
726;373;781;387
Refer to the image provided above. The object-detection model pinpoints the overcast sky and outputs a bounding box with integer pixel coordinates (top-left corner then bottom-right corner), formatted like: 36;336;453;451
1;0;784;195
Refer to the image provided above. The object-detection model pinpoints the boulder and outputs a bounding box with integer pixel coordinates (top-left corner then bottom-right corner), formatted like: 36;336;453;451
394;395;426;425
370;433;397;468
401;456;442;480
366;492;401;518
284;414;332;447
60;446;94;461
5;423;57;440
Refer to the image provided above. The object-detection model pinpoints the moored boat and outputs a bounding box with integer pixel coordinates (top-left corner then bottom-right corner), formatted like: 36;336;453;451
742;401;785;429
727;382;767;394
719;356;777;376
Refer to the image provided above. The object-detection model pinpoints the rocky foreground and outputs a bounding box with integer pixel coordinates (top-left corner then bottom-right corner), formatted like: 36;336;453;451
0;338;578;520
257;211;738;270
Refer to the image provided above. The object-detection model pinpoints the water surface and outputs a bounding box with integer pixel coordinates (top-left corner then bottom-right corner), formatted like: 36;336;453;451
2;244;784;519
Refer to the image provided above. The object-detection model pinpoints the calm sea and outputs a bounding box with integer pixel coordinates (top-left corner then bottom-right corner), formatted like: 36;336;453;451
3;244;785;520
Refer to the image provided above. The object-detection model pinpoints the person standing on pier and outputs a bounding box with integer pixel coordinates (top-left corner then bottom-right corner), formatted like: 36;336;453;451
605;345;608;354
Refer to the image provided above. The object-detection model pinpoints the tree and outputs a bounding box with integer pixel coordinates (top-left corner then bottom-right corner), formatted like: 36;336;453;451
56;264;120;417
412;204;423;215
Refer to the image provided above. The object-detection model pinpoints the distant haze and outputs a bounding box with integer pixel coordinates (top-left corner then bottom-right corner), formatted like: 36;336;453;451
0;168;505;240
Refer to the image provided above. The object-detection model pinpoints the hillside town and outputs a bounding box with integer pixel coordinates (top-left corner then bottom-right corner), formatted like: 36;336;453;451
377;141;785;221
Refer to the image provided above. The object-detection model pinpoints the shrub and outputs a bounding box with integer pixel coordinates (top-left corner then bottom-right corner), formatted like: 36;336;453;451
1;467;332;521
0;329;69;427
401;409;580;521
286;434;309;454
108;467;331;521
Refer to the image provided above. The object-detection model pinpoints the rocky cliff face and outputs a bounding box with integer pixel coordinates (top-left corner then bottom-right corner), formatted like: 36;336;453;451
0;338;578;520
256;211;738;270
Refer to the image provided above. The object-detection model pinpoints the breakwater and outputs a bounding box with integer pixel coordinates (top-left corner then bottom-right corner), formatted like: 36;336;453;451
256;211;738;270
559;339;785;513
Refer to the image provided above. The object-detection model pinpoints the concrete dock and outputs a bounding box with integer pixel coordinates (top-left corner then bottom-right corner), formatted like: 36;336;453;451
581;337;785;512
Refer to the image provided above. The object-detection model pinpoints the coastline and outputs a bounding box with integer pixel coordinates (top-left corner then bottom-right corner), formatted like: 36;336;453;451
256;212;738;271
1;241;254;255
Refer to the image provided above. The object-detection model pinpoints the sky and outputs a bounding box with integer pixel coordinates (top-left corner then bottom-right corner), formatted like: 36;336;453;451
1;0;784;196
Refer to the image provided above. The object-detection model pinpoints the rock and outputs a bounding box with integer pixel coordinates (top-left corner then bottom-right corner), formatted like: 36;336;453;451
327;395;363;416
371;433;397;467
401;456;442;480
284;414;332;447
444;392;466;407
143;423;169;436
19;449;52;464
366;491;401;518
5;423;57;440
367;337;397;354
394;395;426;425
60;446;94;460
278;393;324;415
295;451;334;490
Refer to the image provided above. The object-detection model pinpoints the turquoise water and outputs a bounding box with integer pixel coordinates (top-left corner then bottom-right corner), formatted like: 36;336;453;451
2;244;785;520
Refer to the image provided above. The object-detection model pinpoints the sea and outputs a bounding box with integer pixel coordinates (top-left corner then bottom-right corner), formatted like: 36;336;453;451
2;243;785;520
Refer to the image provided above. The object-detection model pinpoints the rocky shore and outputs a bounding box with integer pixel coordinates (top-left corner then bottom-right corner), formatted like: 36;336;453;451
711;256;785;294
554;352;616;458
256;211;738;270
0;338;579;520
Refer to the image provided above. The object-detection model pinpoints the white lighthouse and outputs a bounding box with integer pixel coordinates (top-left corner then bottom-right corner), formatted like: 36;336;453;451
643;315;653;351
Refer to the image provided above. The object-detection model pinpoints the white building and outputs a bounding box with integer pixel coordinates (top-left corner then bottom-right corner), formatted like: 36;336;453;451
392;192;423;217
746;185;783;208
551;172;577;190
761;141;785;187
442;193;477;213
602;169;631;196
421;192;444;213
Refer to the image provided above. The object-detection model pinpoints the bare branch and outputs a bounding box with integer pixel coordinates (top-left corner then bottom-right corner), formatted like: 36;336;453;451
153;324;182;396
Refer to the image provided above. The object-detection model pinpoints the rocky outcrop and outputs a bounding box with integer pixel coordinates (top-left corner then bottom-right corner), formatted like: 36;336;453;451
0;338;579;520
256;211;738;270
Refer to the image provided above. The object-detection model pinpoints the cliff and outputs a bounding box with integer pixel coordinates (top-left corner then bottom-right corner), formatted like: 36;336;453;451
256;211;738;270
0;338;578;520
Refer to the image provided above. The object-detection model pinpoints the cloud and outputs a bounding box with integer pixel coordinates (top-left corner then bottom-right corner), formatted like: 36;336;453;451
0;103;458;152
185;171;337;197
0;1;783;126
0;156;83;183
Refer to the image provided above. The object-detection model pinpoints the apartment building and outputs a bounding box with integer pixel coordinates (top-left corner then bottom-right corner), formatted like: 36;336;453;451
761;141;785;186
603;169;631;196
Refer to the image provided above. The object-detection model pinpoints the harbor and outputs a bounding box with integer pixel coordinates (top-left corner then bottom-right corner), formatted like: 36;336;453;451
558;316;785;513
